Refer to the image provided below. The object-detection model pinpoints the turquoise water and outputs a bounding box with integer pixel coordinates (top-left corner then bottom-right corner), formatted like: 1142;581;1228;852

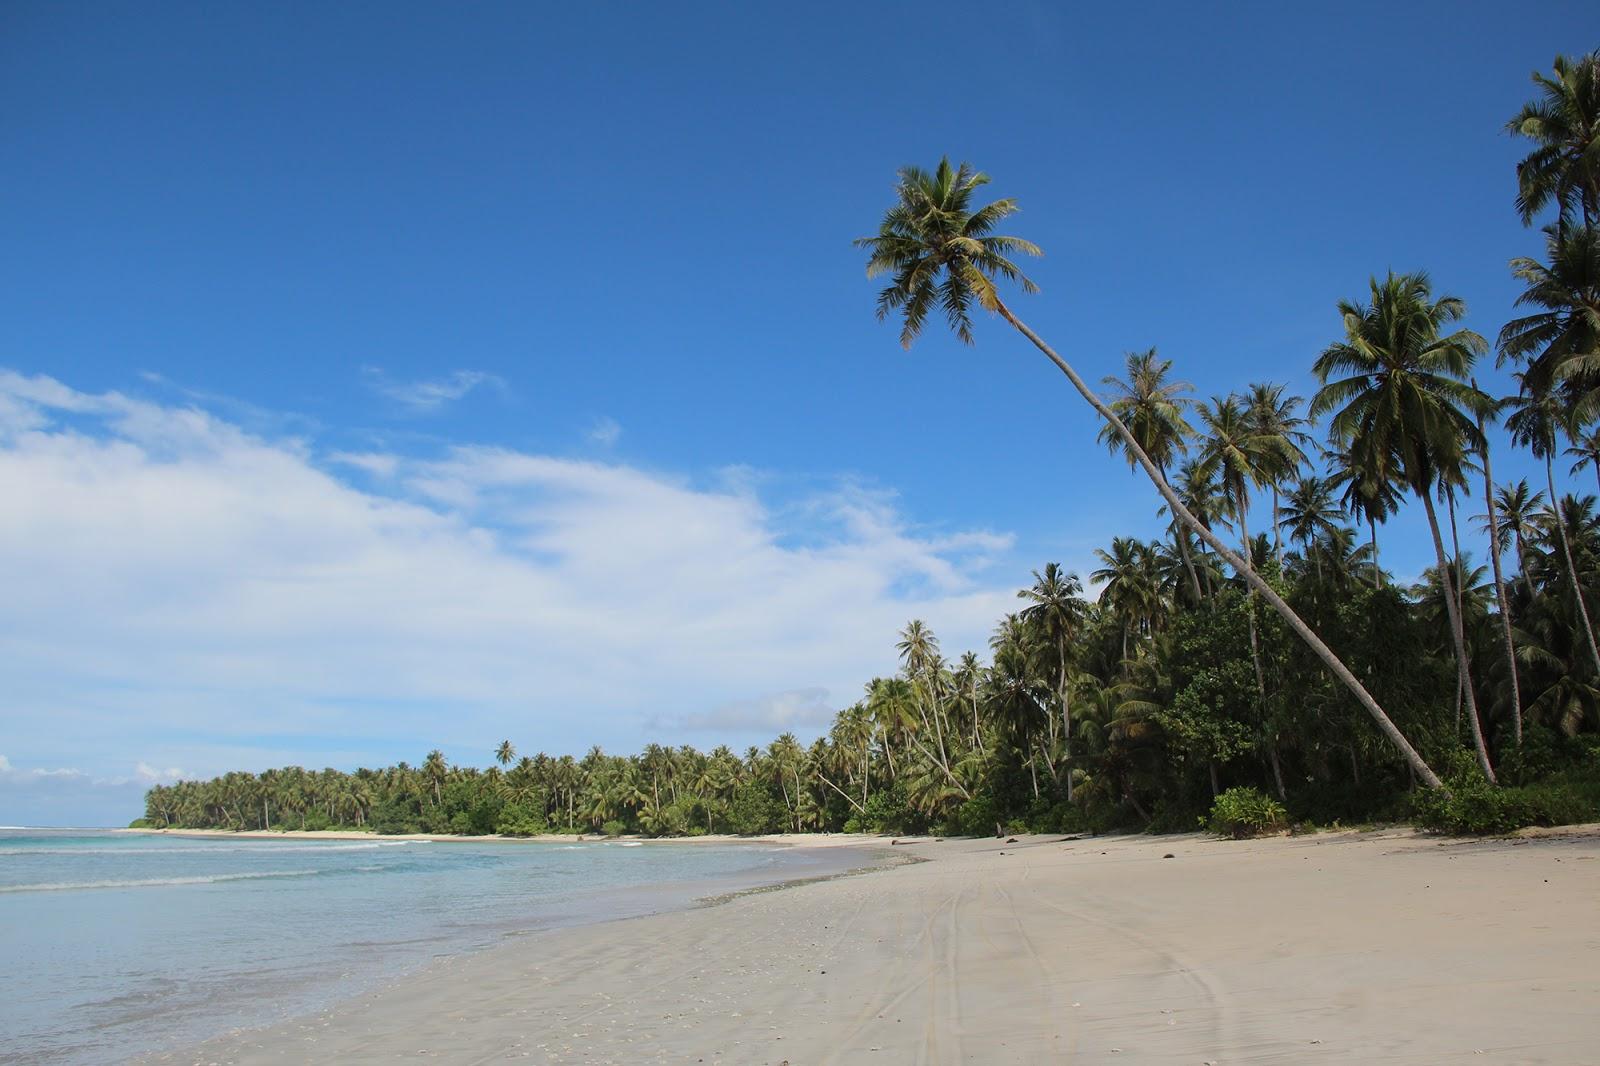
0;828;863;1063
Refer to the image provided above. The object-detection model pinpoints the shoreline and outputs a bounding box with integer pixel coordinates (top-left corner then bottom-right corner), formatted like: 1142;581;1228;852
150;826;1600;1064
119;825;901;847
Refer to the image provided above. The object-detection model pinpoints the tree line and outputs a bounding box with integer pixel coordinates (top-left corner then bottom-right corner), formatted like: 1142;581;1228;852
143;51;1600;838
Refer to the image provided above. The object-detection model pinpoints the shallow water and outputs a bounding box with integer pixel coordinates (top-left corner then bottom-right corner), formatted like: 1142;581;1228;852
0;828;865;1063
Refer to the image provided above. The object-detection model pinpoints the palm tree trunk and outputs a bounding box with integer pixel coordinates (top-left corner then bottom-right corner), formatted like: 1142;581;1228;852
990;298;1444;788
1272;483;1283;567
1476;413;1522;743
1058;634;1073;802
1161;461;1204;604
1370;517;1382;589
1546;458;1600;677
1421;490;1495;782
1237;492;1282;800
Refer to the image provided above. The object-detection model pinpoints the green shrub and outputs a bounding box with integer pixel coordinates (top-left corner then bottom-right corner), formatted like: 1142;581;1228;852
1206;787;1289;838
600;819;627;838
1410;765;1600;835
127;818;156;829
495;802;548;837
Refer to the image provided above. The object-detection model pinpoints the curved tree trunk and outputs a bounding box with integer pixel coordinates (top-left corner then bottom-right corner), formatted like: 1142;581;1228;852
1546;457;1600;677
991;299;1445;788
1421;491;1495;782
1476;413;1522;743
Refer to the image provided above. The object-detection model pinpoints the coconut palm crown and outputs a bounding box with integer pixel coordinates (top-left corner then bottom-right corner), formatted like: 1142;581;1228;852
855;158;1041;348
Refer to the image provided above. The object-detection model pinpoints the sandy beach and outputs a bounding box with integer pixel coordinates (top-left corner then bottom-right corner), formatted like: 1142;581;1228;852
151;827;1600;1065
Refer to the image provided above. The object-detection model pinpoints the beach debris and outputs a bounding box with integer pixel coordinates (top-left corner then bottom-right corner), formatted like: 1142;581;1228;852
1006;837;1018;843
1163;853;1175;859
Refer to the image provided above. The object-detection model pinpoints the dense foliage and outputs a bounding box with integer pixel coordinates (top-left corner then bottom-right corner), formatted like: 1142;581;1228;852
143;51;1600;839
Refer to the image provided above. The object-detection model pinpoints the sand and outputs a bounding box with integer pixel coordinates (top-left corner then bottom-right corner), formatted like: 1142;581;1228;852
153;828;1600;1065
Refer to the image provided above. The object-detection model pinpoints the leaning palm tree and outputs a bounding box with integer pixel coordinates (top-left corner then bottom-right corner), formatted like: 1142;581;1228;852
856;158;1443;787
1100;349;1202;602
1504;376;1600;680
1018;563;1088;798
1506;50;1600;232
1243;382;1312;566
1311;271;1495;781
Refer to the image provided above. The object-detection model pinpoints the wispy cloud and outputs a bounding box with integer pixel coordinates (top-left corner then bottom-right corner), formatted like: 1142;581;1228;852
362;367;504;413
587;416;622;447
0;370;1022;824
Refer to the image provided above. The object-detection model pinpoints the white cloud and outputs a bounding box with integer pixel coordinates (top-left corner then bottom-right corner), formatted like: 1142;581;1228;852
587;416;622;447
361;367;503;412
0;371;1020;823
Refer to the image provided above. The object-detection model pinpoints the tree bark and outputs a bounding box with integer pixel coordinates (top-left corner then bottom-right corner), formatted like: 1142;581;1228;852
1421;490;1495;782
991;299;1444;788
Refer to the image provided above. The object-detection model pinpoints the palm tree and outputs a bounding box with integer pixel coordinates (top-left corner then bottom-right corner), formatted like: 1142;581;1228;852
1506;51;1600;232
1567;426;1600;496
1279;476;1345;580
1324;436;1403;587
495;740;515;769
857;158;1442;788
1195;396;1287;566
1311;271;1495;781
1489;478;1549;602
1100;349;1203;603
1244;383;1312;566
1498;224;1600;400
1504;377;1600;680
422;750;448;806
1018;563;1088;798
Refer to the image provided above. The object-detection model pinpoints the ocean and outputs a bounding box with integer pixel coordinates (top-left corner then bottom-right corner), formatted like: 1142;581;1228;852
0;827;865;1063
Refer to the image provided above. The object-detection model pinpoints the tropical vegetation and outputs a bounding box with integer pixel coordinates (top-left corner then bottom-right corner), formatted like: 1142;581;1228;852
142;50;1600;839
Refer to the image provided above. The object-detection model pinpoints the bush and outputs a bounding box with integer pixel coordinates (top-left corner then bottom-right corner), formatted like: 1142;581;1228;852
1411;767;1600;835
127;818;156;829
495;802;548;837
600;819;628;838
1206;787;1288;838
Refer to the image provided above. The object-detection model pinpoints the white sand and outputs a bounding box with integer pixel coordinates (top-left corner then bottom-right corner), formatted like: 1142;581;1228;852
156;828;1600;1064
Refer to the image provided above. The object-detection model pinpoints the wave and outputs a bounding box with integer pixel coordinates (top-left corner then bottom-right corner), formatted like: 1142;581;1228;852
0;869;322;893
0;840;428;856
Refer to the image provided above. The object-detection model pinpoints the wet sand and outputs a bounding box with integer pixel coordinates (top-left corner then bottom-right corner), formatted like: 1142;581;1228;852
155;828;1600;1064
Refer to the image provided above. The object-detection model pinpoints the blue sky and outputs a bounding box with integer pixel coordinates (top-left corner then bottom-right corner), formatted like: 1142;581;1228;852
2;2;1596;824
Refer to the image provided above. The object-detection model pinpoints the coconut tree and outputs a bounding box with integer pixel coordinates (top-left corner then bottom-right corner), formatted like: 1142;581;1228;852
1279;476;1345;580
1244;383;1312;566
1100;349;1203;602
1487;479;1549;601
1504;377;1600;679
422;750;448;807
1506;50;1600;232
857;158;1442;788
1311;271;1495;781
1497;223;1600;412
1018;563;1088;798
1567;425;1600;495
1324;436;1403;588
495;740;515;769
